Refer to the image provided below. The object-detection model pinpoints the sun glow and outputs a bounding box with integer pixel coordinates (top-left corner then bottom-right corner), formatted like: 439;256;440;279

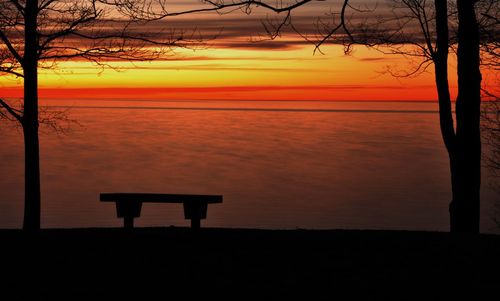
0;45;453;101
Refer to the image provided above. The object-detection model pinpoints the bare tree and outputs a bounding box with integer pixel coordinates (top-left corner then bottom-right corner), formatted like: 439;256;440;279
0;0;327;232
315;0;499;233
0;0;186;232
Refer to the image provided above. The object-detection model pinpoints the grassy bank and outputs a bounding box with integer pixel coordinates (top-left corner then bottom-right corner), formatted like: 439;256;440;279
1;228;499;298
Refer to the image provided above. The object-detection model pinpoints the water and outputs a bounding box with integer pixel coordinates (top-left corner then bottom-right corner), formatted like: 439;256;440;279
0;100;498;232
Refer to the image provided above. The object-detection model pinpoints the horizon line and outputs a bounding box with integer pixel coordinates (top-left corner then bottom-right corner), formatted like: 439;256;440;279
5;96;500;103
44;105;444;114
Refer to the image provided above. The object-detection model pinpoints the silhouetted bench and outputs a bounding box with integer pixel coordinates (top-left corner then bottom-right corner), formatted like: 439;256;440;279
100;193;222;230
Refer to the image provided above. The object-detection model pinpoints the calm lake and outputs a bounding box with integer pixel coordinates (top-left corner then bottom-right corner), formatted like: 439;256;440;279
1;100;498;232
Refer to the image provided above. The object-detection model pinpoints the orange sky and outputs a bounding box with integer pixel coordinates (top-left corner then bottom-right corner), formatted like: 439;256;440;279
0;45;456;101
2;1;497;102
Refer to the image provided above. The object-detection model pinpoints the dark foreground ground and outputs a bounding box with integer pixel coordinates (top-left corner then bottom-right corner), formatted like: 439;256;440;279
1;228;500;299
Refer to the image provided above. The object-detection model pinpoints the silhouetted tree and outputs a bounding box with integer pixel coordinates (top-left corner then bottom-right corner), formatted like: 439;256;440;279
0;0;319;232
313;0;498;233
0;0;185;232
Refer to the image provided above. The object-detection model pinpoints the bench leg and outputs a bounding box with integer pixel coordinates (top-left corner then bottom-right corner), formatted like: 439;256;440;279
191;218;200;230
184;202;207;230
124;216;134;229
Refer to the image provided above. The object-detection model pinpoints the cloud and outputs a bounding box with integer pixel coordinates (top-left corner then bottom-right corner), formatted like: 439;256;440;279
210;39;309;50
69;64;319;72
355;57;396;62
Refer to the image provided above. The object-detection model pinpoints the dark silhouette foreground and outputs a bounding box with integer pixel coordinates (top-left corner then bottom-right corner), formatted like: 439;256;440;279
1;228;499;298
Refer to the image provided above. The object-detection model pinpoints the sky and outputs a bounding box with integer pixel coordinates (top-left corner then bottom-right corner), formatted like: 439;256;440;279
0;0;496;102
0;45;446;101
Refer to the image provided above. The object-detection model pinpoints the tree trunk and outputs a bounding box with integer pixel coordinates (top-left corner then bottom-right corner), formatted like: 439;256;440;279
22;0;40;232
433;0;459;232
433;0;455;153
449;0;482;233
22;118;40;231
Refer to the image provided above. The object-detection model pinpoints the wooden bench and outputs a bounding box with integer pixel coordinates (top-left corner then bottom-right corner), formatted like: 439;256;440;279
100;193;222;230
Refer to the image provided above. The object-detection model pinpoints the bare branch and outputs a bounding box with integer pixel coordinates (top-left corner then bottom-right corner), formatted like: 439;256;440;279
0;30;23;64
413;0;435;57
114;0;315;20
314;0;351;53
259;11;292;41
38;9;102;53
39;0;59;11
384;56;434;77
0;97;22;122
7;0;25;14
0;68;24;77
481;97;500;194
39;106;81;134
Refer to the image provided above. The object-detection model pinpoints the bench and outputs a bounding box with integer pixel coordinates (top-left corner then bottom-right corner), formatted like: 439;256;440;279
100;193;223;230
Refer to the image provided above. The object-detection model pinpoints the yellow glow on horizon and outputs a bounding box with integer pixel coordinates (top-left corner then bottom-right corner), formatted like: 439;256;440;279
0;44;467;101
45;46;436;86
